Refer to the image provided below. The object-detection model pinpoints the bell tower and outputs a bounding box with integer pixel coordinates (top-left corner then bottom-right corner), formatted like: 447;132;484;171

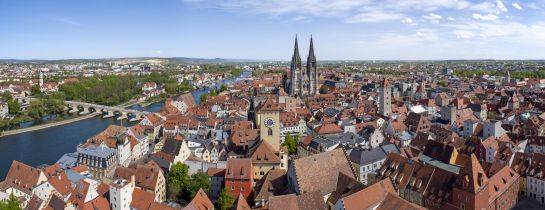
257;97;281;152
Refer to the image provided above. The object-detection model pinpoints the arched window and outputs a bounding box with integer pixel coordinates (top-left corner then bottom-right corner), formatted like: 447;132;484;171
268;128;273;136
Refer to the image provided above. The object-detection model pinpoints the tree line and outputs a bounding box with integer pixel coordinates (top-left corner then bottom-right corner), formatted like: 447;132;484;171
59;72;193;106
454;69;545;79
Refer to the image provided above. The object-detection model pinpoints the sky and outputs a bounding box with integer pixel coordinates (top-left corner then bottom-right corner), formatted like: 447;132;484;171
1;0;545;60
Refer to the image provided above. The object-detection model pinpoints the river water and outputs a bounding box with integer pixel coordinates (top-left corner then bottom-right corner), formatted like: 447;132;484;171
0;72;250;179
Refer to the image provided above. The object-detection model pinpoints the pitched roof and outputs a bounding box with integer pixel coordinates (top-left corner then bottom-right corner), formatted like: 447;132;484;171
250;141;281;164
314;123;343;135
183;188;214;210
422;140;456;164
81;196;110;210
327;172;365;205
177;93;197;108
375;192;426;210
457;154;489;193
291;148;355;195
114;161;163;191
42;164;63;179
0;160;44;194
340;179;395;210
48;172;73;197
254;169;289;202
130;188;155;210
348;147;387;165
487;164;519;202
268;191;326;210
225;158;253;180
258;97;282;112
231;193;251;210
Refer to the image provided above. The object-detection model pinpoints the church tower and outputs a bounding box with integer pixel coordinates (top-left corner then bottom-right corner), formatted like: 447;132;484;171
379;78;392;117
306;35;318;95
39;70;44;87
289;35;302;97
257;97;281;152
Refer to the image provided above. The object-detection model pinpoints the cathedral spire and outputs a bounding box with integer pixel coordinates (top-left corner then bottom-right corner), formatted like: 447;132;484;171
292;34;301;63
308;34;315;60
289;35;303;96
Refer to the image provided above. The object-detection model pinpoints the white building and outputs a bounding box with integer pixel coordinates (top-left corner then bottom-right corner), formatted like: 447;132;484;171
483;120;506;139
527;176;545;205
280;117;307;144
109;178;134;210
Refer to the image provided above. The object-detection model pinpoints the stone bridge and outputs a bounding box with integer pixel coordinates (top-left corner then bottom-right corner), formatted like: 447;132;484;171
14;96;150;121
64;101;150;121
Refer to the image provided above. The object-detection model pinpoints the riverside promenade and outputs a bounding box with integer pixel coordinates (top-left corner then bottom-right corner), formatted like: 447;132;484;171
0;113;100;137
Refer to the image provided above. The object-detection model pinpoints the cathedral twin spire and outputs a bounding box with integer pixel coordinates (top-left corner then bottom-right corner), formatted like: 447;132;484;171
289;35;318;97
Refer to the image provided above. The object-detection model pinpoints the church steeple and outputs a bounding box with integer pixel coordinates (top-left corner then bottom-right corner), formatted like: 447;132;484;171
308;35;315;60
291;35;302;68
306;35;318;95
289;35;303;96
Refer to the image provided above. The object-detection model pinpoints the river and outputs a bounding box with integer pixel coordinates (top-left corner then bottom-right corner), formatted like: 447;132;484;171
0;72;251;179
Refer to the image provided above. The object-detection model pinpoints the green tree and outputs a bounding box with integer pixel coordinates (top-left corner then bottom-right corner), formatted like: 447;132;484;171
27;99;46;120
218;188;235;210
7;100;20;115
231;68;243;77
219;84;227;92
59;75;141;106
169;162;190;190
283;133;298;155
44;97;66;116
30;84;41;96
167;162;192;204
179;80;193;93
189;171;211;198
0;193;22;210
164;83;179;95
200;94;208;104
2;91;13;101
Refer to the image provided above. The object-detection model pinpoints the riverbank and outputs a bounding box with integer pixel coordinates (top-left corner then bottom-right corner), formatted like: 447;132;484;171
0;112;100;137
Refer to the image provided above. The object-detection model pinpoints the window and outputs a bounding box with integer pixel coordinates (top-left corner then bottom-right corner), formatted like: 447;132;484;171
268;128;273;136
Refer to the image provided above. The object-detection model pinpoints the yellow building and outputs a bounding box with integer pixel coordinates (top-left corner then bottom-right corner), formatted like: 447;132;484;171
257;97;281;152
250;141;282;182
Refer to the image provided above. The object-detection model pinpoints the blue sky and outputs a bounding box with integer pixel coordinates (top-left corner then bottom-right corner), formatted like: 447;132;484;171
1;0;545;60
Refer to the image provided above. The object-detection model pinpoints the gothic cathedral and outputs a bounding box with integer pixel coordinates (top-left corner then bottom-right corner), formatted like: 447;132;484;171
287;35;318;97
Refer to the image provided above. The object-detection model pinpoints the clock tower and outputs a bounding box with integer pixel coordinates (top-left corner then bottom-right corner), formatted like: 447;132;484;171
257;97;281;152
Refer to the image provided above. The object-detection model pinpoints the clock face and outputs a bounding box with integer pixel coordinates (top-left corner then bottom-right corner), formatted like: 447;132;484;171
264;118;275;128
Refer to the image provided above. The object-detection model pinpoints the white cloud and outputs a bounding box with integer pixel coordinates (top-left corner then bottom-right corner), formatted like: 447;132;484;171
402;17;417;25
496;0;508;12
453;30;476;39
290;16;309;22
422;13;442;23
183;0;516;24
448;17;455;21
347;10;405;23
512;3;523;10
472;13;499;21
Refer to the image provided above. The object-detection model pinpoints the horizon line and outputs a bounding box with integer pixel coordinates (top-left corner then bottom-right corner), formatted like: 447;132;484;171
2;57;545;62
